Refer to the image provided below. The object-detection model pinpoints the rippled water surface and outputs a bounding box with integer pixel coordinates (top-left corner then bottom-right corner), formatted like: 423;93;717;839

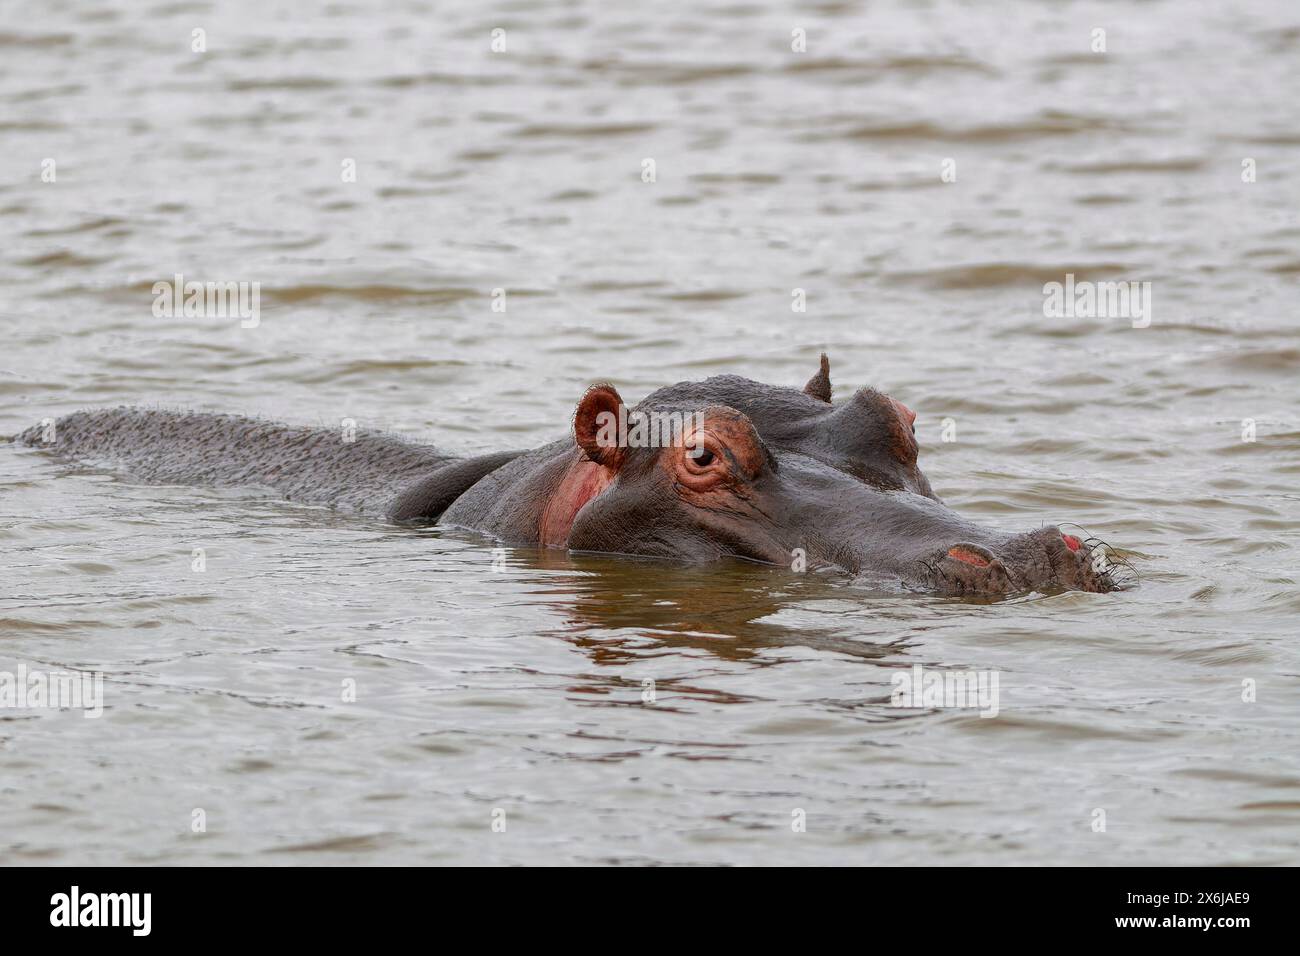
3;0;1299;865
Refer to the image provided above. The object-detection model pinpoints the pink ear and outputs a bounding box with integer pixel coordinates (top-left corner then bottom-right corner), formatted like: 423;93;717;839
573;384;626;469
892;398;916;427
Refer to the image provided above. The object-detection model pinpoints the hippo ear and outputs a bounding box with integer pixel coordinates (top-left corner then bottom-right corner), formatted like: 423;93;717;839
573;384;626;469
803;353;832;403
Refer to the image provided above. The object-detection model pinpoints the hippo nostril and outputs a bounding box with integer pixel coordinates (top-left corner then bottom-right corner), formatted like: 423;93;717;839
947;544;993;568
933;543;1014;595
1061;533;1082;552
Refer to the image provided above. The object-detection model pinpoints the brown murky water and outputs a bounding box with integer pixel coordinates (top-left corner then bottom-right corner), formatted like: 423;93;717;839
2;0;1299;865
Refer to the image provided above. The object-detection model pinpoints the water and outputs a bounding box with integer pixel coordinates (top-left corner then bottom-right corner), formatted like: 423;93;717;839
2;0;1299;865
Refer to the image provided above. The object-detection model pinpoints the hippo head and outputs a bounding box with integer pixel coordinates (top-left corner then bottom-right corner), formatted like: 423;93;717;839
556;355;1119;595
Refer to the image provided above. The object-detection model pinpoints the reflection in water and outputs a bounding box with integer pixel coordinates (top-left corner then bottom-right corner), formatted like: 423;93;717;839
517;548;906;664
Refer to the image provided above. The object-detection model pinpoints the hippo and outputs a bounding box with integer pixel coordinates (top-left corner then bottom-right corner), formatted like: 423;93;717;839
16;356;1122;595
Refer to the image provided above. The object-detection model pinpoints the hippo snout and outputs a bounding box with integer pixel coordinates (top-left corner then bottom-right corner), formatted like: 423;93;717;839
926;527;1117;596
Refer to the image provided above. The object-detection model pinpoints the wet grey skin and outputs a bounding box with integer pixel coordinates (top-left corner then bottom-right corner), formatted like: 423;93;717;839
17;355;1117;596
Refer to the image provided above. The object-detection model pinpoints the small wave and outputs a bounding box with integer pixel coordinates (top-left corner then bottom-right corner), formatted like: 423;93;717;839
24;216;127;238
512;122;657;138
18;250;111;269
0;119;63;131
654;288;750;302
226;76;339;92
264;833;393;854
582;59;757;86
1056;157;1206;174
817;110;1136;144
267;283;484;305
882;261;1139;290
293;358;470;385
785;54;998;77
548;188;599;201
0;31;72;47
1188;347;1300;372
119;278;483;306
374;72;510;88
11;82;84;101
959;714;1180;742
691;172;781;185
1238;132;1300;145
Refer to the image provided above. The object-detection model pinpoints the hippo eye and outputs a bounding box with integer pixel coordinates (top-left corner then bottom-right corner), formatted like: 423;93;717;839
688;447;715;467
681;442;727;484
673;421;767;493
